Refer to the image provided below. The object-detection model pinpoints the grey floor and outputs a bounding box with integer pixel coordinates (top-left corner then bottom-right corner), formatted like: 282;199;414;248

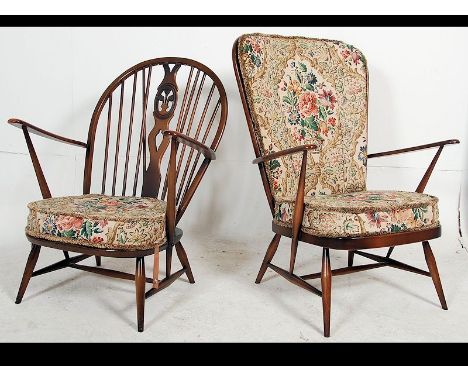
1;232;468;342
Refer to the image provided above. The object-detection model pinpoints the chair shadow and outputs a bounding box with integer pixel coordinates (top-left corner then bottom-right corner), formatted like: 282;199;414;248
96;277;192;331
21;273;85;303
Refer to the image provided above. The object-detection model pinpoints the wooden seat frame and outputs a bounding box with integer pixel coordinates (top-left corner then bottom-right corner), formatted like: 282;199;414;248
11;57;228;332
232;38;459;337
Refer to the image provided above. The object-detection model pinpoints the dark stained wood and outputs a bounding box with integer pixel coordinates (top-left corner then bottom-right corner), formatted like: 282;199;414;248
8;119;87;148
321;248;331;337
301;262;387;280
145;268;186;299
69;263;154;284
290;151;307;274
175;241;195;283
386;247;394;258
32;254;90;277
252;144;318;165
416;146;443;193
163;130;216;160
367;139;459;158
15;244;41;304
122;73;138;195
135;257;146;332
232;36;457;338
354;250;431;277
12;57;228;332
348;250;354;267
268;263;322;297
422;241;448;310
101;94;113;194
272;222;441;251
255;233;281;284
22;127;52;199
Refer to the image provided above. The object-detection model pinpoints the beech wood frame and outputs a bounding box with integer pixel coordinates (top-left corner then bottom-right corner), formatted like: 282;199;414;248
11;57;227;332
233;37;459;337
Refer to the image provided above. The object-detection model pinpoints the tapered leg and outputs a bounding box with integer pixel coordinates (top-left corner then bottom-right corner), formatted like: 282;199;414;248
256;234;281;284
347;251;354;267
135;256;146;332
175;242;195;283
422;241;448;310
289;237;299;274
321;248;332;337
386;246;394;258
16;244;41;304
95;256;101;266
153;248;160;288
166;245;173;277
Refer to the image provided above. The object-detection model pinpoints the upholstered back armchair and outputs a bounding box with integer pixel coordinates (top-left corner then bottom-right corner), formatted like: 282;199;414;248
10;57;227;332
233;33;459;337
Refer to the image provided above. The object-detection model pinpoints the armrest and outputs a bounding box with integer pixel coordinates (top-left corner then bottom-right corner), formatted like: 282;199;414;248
8;118;87;148
368;139;459;159
162;130;216;160
252;144;319;164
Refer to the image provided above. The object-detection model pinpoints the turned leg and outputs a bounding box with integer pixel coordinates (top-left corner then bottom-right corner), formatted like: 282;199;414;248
95;256;101;266
166;245;173;277
422;241;448;310
16;244;41;304
153;248;160;289
135;256;146;332
256;234;281;284
321;248;332;337
348;250;354;267
175;241;195;283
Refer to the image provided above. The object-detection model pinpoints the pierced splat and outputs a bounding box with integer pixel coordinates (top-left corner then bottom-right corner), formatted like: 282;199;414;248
141;64;181;197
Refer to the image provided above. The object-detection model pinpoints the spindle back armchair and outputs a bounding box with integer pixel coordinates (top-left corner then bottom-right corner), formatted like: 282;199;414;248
11;57;227;332
233;33;459;337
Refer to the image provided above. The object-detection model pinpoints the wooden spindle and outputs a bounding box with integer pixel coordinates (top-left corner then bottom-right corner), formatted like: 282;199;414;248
102;94;113;194
133;66;152;196
111;81;125;196
122;73;138;195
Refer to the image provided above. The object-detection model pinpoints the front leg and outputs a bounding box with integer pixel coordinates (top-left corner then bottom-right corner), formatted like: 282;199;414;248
16;244;41;304
135;256;146;332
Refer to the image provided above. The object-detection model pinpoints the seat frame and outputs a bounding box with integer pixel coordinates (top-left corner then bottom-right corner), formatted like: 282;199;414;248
11;57;228;332
232;37;459;337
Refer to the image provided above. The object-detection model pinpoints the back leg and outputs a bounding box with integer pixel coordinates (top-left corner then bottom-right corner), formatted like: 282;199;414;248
347;251;354;267
16;244;41;304
422;241;448;310
256;234;281;284
175;241;195;283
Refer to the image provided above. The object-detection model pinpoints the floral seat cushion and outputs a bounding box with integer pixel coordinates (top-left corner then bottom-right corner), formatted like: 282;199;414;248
274;191;439;238
26;194;166;250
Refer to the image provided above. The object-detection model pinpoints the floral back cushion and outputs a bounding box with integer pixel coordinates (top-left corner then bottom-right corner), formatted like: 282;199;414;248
237;33;368;201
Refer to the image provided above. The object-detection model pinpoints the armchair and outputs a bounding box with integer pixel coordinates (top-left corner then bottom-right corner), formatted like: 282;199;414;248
11;58;228;332
233;33;460;337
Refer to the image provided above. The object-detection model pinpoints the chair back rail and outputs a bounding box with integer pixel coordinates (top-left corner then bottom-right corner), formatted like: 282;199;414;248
83;57;228;221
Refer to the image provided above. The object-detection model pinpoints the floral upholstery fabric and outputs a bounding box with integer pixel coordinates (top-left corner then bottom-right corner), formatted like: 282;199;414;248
274;191;439;238
237;33;368;200
26;194;166;250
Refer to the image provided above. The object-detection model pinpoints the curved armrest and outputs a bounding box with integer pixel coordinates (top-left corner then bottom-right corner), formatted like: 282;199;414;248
163;130;216;160
368;139;459;159
8;118;87;148
252;144;319;164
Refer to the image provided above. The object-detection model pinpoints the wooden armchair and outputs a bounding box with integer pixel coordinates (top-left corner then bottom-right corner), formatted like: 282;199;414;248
233;33;459;337
11;57;228;332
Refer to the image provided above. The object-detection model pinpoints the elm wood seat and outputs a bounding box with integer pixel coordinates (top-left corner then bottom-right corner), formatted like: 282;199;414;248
233;33;459;337
10;57;227;332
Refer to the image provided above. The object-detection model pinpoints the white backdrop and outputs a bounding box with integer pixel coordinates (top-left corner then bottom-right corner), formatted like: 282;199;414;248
0;27;466;251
